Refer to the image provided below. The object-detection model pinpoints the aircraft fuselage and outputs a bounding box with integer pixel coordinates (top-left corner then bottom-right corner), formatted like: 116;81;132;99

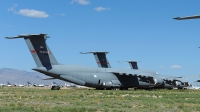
33;64;162;89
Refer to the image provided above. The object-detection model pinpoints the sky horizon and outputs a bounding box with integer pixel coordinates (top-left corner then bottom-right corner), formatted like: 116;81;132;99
1;0;200;83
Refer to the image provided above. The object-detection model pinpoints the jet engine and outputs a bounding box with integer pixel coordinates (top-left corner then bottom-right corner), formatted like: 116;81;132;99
164;78;175;85
138;76;163;86
174;81;182;86
173;80;190;87
152;77;164;86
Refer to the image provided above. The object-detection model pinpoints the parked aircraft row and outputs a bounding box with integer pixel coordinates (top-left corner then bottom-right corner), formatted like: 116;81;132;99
0;81;40;87
5;34;192;90
0;81;82;90
0;81;69;88
0;81;25;87
1;81;199;90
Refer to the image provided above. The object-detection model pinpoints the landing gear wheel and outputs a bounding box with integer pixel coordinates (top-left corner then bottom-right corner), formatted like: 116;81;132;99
110;87;115;90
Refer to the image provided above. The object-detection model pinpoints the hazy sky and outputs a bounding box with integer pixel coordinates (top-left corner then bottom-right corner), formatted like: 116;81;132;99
1;0;200;83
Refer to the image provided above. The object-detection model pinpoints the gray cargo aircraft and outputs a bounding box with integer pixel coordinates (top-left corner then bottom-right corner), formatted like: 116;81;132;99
123;61;190;89
6;34;188;90
81;52;189;89
122;60;190;89
80;52;161;89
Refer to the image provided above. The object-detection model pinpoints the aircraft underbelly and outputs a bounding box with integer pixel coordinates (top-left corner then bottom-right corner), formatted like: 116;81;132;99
84;72;120;88
60;75;85;86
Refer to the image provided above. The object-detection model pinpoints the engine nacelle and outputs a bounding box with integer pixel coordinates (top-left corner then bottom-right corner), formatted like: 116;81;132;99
164;78;174;85
153;77;164;86
180;82;190;87
163;82;174;88
139;76;163;86
175;81;182;86
173;80;190;87
185;82;190;86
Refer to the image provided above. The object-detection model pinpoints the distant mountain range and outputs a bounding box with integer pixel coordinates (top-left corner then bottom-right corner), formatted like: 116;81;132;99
0;68;65;85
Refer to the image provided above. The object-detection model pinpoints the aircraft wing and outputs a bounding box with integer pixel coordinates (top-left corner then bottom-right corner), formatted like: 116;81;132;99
108;70;158;78
109;71;158;84
173;15;200;20
5;34;48;39
110;71;189;86
111;71;136;76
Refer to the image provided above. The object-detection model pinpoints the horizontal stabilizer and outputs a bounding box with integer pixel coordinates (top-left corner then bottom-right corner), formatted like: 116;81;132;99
173;15;200;20
5;34;48;39
80;51;109;54
110;71;158;85
175;77;183;78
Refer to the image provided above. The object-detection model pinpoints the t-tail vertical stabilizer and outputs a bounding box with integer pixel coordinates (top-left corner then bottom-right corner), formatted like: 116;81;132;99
119;60;140;70
6;34;58;70
80;51;111;68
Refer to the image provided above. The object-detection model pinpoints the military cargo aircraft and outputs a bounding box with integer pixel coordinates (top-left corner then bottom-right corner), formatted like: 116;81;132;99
80;52;161;89
81;52;189;89
6;34;189;90
122;60;190;89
